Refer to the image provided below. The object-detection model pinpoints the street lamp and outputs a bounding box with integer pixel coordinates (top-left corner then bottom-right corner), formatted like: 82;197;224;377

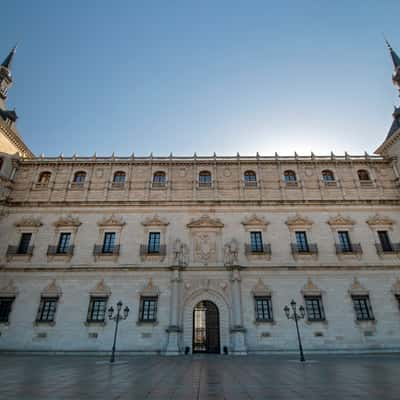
284;299;306;362
108;300;130;363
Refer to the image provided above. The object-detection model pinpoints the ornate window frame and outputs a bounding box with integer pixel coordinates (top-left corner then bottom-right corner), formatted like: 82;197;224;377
366;215;399;257
47;215;81;261
34;280;62;326
137;279;160;325
286;215;317;259
301;278;326;324
85;280;111;326
7;217;43;261
94;215;125;261
348;278;376;325
140;215;169;262
252;279;274;324
0;280;18;325
242;215;271;261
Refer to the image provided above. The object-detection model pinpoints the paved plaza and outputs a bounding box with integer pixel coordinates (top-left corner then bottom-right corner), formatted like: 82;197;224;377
0;353;400;399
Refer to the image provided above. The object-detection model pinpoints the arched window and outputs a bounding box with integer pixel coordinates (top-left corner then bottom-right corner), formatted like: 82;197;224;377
199;171;212;186
244;170;257;183
357;169;370;181
284;170;297;182
322;170;335;182
38;171;51;184
73;171;86;183
153;171;166;185
113;171;126;183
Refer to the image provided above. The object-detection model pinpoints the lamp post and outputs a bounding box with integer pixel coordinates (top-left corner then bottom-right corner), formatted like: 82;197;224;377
108;300;129;363
284;299;306;362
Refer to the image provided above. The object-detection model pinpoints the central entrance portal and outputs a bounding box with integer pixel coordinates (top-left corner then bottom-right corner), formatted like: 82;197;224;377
193;301;220;353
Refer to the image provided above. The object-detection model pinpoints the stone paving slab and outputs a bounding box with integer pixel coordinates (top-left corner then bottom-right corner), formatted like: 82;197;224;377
0;354;399;399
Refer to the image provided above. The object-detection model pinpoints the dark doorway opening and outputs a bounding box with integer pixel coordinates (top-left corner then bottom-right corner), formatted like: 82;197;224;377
193;301;220;353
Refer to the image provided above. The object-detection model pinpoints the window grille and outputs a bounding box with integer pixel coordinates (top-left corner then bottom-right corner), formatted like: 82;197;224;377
87;297;108;322
0;297;14;323
36;297;58;322
102;232;116;253
148;232;161;253
254;296;273;321
250;232;263;252
304;296;325;321
139;297;158;322
352;296;374;321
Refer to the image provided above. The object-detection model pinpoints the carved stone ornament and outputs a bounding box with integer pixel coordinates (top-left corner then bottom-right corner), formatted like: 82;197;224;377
194;232;217;264
141;278;160;296
391;278;400;296
53;215;81;228
14;216;43;228
301;278;321;295
89;279;111;297
326;215;355;226
141;214;169;227
97;214;125;227
41;279;62;297
0;280;18;297
349;277;369;296
366;214;395;227
252;279;271;296
285;214;313;228
241;215;269;229
187;215;224;229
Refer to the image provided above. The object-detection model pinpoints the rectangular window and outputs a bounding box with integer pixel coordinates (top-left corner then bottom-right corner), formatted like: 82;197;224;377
102;232;116;253
295;231;309;252
57;232;71;253
352;296;374;321
338;231;352;252
18;233;32;254
304;296;325;321
378;231;393;252
139;297;158;322
250;232;263;252
148;232;161;253
36;297;58;323
254;296;273;321
87;297;108;322
0;297;14;323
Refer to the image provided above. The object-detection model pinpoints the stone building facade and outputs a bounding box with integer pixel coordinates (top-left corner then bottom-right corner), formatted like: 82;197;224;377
1;44;400;355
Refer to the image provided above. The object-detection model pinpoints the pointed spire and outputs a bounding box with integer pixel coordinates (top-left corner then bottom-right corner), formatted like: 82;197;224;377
386;39;400;69
1;45;17;71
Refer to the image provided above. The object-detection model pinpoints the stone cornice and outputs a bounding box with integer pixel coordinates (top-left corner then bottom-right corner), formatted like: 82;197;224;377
0;119;34;158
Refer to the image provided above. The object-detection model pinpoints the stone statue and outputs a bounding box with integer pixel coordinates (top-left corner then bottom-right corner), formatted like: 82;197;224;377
224;239;239;266
173;239;188;266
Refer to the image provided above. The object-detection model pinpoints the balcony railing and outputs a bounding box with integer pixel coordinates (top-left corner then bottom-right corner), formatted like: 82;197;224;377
93;244;120;256
335;243;362;254
151;181;167;188
197;181;213;188
7;245;34;256
291;243;318;255
245;243;271;255
110;181;125;189
140;244;167;256
70;181;86;190
47;245;74;256
375;242;400;255
244;180;258;188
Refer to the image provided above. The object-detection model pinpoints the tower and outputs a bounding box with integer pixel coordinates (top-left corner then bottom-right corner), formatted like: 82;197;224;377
0;46;33;158
375;41;400;168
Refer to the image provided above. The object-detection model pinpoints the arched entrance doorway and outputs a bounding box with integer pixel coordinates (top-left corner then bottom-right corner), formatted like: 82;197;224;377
193;301;220;353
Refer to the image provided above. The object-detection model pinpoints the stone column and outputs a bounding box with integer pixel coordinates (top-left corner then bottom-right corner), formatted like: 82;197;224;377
165;266;181;355
230;267;247;355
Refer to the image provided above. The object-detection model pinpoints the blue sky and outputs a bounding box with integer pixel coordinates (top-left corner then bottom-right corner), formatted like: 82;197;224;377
1;1;400;156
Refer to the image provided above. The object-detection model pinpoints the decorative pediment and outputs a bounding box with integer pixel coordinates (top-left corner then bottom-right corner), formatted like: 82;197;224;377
140;278;160;296
349;277;368;296
90;279;111;296
326;215;355;227
285;214;313;228
97;214;125;227
391;278;400;296
187;215;224;229
53;215;81;228
301;278;321;295
141;214;169;227
241;215;269;228
0;280;18;297
41;279;62;297
14;216;42;228
366;214;395;227
252;279;271;296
